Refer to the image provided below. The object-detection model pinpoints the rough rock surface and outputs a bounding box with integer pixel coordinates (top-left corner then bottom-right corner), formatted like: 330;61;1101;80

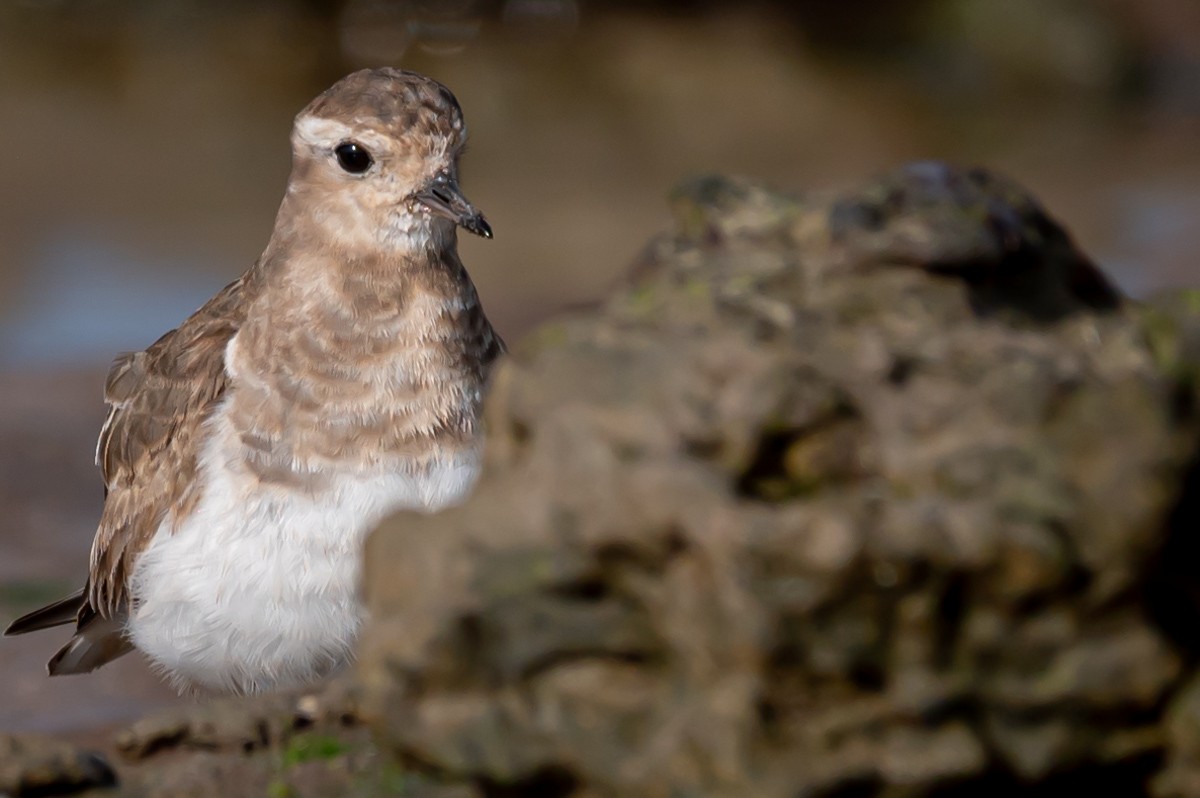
0;681;465;798
359;162;1200;797
0;733;114;796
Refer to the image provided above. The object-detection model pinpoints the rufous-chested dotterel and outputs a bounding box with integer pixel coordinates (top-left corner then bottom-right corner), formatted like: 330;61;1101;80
4;68;503;695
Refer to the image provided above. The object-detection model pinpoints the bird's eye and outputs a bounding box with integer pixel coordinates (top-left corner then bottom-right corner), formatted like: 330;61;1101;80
334;142;373;174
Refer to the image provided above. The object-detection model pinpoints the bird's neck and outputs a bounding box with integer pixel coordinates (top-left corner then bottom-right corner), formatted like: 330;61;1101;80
269;185;459;260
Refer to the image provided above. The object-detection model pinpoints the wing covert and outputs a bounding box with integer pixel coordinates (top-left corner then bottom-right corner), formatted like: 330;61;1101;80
88;276;250;616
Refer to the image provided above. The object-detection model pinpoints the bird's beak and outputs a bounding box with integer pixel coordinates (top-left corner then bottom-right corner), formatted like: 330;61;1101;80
413;172;493;239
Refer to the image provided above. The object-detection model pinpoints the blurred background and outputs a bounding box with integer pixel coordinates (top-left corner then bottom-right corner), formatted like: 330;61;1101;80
0;0;1198;735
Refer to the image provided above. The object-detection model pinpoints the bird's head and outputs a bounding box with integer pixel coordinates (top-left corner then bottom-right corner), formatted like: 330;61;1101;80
286;68;491;252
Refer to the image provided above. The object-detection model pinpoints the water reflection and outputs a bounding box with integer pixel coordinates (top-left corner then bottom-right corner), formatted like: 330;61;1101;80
0;232;217;369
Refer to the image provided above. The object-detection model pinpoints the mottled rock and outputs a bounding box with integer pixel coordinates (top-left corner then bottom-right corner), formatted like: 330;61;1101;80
59;681;458;798
360;162;1200;796
0;734;114;796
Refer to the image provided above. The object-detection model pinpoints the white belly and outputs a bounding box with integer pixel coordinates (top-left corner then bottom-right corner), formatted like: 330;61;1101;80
126;431;479;695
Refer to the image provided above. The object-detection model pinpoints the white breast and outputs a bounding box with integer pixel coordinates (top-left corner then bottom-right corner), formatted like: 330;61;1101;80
126;408;479;695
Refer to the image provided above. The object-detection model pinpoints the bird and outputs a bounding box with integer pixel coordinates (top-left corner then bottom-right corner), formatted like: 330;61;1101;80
4;67;503;695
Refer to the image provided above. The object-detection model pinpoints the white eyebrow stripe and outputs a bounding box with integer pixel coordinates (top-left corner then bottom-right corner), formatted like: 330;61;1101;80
294;115;354;147
293;115;394;156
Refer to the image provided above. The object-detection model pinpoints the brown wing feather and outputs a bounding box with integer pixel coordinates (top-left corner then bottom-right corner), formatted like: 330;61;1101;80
88;275;252;617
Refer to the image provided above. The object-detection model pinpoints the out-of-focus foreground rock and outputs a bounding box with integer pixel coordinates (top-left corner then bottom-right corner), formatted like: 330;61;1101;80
361;162;1200;797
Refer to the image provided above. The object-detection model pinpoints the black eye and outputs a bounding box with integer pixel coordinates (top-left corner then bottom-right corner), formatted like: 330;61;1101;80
334;142;373;174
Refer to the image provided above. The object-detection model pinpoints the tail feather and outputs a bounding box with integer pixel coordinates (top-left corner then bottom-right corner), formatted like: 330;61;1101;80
47;613;133;675
4;589;86;635
6;589;133;675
